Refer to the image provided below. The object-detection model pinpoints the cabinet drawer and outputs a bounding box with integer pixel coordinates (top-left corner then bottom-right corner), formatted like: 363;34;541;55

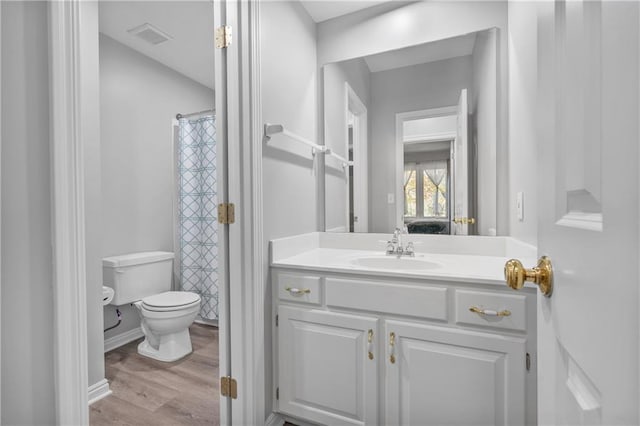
455;289;527;332
326;278;448;321
277;272;322;305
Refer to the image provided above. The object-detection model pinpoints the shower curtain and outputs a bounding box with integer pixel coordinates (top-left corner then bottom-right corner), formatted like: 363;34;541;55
177;115;218;320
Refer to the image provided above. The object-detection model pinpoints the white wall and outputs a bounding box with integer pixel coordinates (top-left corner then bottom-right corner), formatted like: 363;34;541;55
471;29;498;236
403;115;456;141
318;1;509;235
1;2;56;424
507;1;537;246
99;34;214;342
323;58;370;232
260;1;317;421
370;56;473;232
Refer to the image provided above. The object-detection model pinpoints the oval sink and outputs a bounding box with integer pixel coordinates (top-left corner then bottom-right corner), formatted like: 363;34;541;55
350;256;441;271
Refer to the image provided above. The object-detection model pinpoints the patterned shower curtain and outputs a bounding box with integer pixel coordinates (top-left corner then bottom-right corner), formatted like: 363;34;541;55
177;116;218;320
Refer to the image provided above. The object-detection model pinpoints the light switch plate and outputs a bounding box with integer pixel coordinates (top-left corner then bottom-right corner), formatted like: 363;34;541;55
387;193;395;204
516;192;524;221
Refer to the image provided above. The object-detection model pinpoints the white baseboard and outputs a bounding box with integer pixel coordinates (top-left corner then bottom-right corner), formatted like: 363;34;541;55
194;317;218;327
104;327;144;353
267;412;321;426
88;379;112;405
265;413;283;426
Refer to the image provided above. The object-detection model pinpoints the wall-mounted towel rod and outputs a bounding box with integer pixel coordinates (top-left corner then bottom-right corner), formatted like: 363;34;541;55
326;149;353;170
264;123;327;155
176;109;215;120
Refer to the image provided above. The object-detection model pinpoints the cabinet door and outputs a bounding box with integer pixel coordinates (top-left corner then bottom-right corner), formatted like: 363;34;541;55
385;320;525;426
278;306;379;425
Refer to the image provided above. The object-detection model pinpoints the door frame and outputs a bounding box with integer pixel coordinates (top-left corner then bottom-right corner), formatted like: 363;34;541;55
395;106;457;229
48;2;90;423
344;82;368;232
48;0;265;424
0;2;3;420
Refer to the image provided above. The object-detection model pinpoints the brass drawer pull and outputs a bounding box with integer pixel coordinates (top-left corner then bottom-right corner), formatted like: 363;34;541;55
469;306;511;317
285;287;311;296
367;329;374;360
389;332;396;364
453;217;476;225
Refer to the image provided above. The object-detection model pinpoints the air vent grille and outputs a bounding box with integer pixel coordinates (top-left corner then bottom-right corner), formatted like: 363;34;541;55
127;23;173;45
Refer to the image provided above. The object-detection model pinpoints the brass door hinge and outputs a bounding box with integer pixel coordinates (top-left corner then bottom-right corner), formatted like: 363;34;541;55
526;353;531;371
218;203;235;224
275;314;279;327
221;376;238;399
276;387;279;400
215;25;232;48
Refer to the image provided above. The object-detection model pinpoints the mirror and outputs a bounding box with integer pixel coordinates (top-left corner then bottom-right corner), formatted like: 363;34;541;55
323;28;500;236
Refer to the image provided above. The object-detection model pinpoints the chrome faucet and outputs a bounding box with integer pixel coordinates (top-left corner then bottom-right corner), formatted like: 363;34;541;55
386;226;415;257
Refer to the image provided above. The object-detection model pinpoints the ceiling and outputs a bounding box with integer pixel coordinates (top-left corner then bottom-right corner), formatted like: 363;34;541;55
299;0;389;23
364;32;478;73
99;1;215;89
97;1;474;88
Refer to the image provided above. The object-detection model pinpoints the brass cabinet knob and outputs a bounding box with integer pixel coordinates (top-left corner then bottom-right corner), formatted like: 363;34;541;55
453;217;476;225
504;256;553;297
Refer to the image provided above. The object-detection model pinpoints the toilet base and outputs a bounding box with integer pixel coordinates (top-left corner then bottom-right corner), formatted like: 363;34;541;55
137;328;193;362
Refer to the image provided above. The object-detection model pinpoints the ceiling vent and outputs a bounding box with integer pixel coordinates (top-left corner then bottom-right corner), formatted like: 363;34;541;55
127;23;173;45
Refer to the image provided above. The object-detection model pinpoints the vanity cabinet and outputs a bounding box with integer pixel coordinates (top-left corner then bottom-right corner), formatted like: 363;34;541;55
384;320;525;426
277;306;379;425
273;270;535;426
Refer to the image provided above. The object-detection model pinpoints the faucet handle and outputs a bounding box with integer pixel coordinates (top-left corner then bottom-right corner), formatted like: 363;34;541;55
386;240;396;255
405;241;415;256
391;228;400;243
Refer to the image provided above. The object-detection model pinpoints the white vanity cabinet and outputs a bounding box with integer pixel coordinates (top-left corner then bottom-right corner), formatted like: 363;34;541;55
277;306;379;426
384;320;525;426
272;269;536;426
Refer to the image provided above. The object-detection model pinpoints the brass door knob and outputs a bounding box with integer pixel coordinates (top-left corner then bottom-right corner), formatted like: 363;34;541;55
453;217;476;225
504;256;553;297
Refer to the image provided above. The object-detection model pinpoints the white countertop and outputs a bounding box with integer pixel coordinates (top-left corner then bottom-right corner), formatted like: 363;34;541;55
270;233;538;287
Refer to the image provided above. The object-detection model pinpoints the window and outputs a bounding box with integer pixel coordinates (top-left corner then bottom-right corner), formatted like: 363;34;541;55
404;160;448;219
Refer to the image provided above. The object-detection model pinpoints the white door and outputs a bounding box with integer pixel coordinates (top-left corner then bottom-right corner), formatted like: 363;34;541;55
278;306;379;425
347;84;368;233
453;89;470;235
534;1;639;424
385;320;525;425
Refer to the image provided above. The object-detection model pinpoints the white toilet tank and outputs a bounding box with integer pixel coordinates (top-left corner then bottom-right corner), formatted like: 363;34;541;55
103;251;175;305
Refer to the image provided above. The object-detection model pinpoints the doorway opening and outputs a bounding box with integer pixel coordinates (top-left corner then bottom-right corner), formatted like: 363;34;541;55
396;106;455;235
345;83;369;233
90;2;222;424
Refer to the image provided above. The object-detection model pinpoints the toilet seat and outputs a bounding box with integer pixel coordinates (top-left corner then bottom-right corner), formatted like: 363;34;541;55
142;291;200;312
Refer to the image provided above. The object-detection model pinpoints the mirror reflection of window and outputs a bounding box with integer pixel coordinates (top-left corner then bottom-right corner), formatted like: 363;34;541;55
404;168;416;217
404;161;449;219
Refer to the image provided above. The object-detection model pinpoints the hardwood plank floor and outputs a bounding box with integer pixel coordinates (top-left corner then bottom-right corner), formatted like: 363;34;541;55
91;323;220;426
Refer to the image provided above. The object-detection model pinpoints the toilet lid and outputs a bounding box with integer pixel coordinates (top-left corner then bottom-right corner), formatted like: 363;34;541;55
142;291;200;309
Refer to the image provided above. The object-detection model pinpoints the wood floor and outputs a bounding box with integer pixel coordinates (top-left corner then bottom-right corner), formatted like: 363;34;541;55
91;323;220;426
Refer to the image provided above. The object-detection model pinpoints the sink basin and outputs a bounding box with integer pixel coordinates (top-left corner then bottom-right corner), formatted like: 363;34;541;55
350;256;441;271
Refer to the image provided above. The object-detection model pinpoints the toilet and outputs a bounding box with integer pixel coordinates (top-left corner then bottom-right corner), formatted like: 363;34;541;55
103;251;201;362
